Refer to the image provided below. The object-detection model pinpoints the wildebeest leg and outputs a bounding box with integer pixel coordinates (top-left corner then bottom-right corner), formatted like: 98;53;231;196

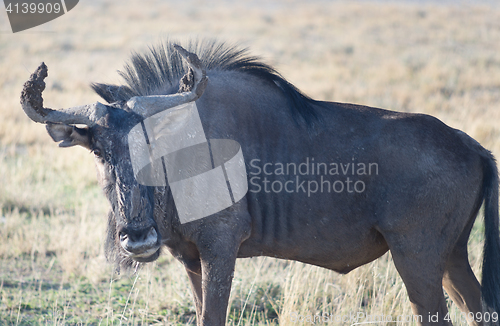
186;268;203;326
199;250;238;326
193;236;240;326
442;243;481;326
389;244;452;325
194;208;251;325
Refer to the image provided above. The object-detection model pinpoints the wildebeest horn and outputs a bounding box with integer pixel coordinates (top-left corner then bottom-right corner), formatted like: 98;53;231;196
126;44;208;118
21;62;107;126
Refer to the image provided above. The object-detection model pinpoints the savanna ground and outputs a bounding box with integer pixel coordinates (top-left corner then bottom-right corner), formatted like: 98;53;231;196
1;0;500;325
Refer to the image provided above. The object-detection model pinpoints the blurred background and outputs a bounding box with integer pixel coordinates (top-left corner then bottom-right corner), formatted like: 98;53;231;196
1;0;499;325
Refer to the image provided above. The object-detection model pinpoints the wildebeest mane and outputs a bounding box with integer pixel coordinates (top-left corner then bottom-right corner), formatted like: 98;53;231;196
91;39;321;125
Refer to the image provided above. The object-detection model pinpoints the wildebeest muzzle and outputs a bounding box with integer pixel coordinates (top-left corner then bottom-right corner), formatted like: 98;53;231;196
118;224;161;262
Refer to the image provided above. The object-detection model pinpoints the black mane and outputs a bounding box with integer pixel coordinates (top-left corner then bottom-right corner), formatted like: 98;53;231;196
91;39;321;125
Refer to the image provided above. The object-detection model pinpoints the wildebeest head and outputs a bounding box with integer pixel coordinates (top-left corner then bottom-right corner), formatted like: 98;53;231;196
20;45;208;269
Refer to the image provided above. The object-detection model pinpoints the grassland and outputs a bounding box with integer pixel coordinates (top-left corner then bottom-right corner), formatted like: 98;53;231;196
1;0;500;325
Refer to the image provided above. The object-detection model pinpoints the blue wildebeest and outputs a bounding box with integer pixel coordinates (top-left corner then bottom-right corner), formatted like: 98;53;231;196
20;40;500;325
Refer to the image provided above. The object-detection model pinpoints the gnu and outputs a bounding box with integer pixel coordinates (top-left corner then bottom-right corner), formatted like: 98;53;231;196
20;40;500;325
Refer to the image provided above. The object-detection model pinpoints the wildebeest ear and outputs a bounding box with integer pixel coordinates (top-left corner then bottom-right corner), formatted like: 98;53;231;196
90;83;134;103
46;123;91;149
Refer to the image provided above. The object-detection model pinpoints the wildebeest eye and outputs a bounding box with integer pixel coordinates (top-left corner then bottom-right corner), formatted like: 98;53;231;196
92;148;102;157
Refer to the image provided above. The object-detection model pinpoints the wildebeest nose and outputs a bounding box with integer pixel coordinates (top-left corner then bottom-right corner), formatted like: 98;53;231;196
119;226;159;256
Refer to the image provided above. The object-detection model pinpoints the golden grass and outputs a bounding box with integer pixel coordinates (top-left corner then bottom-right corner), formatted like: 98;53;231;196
1;0;499;324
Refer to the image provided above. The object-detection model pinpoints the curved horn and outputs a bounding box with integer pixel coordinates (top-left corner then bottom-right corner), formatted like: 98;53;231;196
126;45;208;118
21;62;106;126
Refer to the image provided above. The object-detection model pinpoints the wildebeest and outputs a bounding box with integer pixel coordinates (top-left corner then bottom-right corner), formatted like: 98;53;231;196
20;40;500;325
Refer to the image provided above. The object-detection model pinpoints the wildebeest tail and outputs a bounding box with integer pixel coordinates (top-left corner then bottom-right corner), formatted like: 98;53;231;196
481;152;500;315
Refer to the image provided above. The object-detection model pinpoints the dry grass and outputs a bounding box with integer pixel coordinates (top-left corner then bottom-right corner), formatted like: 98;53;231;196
1;0;499;325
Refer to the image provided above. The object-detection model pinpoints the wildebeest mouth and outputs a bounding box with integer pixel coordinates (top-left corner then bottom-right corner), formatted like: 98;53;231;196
126;246;161;263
